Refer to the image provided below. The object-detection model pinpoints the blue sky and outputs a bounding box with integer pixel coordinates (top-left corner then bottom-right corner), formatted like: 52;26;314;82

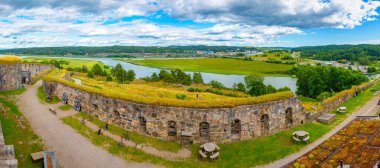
0;0;380;48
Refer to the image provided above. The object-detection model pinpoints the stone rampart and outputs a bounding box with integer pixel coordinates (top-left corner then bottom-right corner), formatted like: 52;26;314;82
43;80;306;143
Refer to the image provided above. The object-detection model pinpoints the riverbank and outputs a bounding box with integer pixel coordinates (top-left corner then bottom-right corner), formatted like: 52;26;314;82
122;58;294;76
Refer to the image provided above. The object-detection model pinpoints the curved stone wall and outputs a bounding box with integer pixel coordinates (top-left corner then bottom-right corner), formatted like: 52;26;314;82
44;81;306;143
0;64;22;90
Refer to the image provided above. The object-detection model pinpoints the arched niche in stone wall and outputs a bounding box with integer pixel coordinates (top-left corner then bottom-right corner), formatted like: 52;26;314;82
231;119;241;140
167;121;177;137
199;122;210;142
285;107;293;126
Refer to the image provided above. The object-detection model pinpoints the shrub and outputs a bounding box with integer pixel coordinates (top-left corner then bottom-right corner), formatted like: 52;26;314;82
317;92;331;101
176;94;187;100
210;80;224;89
187;87;203;92
277;86;291;92
87;71;94;78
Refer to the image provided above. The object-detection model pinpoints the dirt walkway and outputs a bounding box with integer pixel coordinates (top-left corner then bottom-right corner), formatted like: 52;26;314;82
17;81;159;168
257;94;380;168
74;116;191;161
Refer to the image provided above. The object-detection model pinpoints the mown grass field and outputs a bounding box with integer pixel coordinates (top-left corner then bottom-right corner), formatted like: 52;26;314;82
248;51;292;61
0;98;44;168
61;78;380;168
123;58;294;76
23;57;107;69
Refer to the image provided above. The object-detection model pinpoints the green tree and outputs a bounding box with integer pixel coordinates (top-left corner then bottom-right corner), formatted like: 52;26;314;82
233;82;246;92
266;85;277;94
87;71;94;78
91;64;103;76
210;80;224;89
182;74;192;85
150;72;159;81
106;74;112;81
81;65;88;72
244;74;267;96
126;70;135;81
193;72;204;84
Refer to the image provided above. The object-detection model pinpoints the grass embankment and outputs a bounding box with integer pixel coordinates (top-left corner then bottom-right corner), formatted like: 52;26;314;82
0;55;22;64
44;73;294;108
123;58;293;76
37;86;60;104
0;98;44;168
61;78;380;168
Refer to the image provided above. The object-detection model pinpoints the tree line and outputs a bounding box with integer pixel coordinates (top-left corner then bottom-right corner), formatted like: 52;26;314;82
292;65;369;99
293;44;380;65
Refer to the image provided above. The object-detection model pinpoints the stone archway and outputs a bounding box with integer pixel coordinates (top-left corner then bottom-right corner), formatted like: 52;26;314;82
199;122;210;142
139;117;147;133
285;107;293;126
260;114;270;136
167;121;177;137
231;119;241;140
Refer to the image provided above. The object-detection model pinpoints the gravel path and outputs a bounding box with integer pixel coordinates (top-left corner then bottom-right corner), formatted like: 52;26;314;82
76;116;191;161
17;81;159;168
257;94;380;168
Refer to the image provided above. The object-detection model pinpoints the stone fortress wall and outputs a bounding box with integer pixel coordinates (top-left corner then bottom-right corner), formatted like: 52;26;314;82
306;77;380;121
43;81;306;143
0;64;22;90
21;64;54;81
0;63;54;91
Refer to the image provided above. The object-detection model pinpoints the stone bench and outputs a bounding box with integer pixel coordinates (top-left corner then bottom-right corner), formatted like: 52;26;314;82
317;113;336;124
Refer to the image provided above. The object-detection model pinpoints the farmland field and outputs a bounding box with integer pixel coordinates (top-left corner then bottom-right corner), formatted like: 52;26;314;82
123;58;294;76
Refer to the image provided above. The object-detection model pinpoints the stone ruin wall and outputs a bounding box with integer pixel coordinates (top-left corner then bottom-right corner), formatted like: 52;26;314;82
44;81;306;143
0;63;54;91
306;77;380;121
0;64;22;91
21;63;55;79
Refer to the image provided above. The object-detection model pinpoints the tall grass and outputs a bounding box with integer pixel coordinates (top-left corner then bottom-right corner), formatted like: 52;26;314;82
0;56;22;64
44;74;294;108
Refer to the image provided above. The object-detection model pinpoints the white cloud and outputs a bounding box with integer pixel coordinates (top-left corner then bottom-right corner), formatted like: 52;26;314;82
0;0;379;48
162;0;380;29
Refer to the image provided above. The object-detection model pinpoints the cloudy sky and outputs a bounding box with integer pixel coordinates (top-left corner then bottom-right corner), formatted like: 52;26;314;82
0;0;380;49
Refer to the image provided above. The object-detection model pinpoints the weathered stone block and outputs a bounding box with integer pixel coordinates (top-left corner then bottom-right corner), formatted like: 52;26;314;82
317;113;336;124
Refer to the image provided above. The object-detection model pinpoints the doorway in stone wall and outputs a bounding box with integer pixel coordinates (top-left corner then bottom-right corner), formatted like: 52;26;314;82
285;107;293;127
139;117;147;133
199;122;210;142
260;114;270;136
231;119;241;140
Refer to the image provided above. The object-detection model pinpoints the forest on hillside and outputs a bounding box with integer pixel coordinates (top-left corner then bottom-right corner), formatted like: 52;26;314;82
0;46;261;56
293;44;380;62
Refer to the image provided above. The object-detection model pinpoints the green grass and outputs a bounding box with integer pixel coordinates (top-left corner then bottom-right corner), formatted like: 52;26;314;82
76;112;182;152
0;87;26;95
37;86;60;104
62;80;380;168
0;98;44;168
123;58;294;76
58;104;71;111
62;116;212;168
24;57;107;70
